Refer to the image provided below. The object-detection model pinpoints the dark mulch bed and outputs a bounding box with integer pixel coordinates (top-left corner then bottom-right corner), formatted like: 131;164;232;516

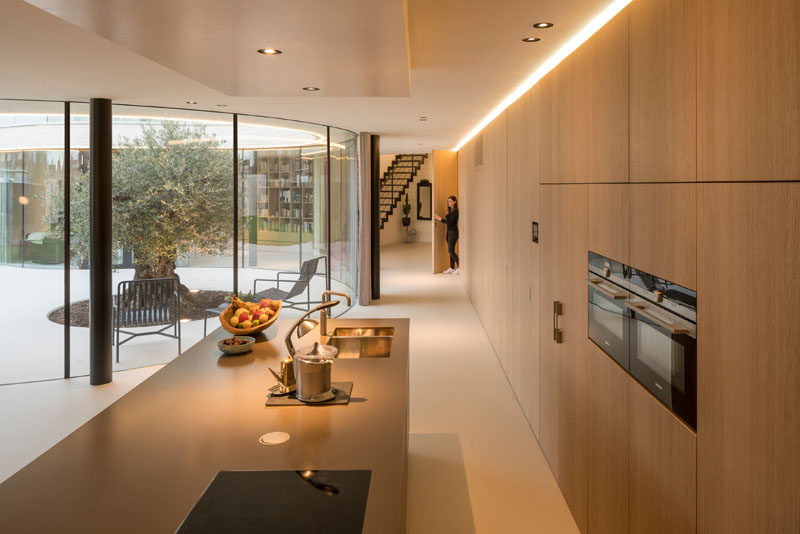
48;290;231;327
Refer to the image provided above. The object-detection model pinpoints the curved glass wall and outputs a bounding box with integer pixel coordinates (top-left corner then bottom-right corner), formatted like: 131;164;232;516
0;100;359;384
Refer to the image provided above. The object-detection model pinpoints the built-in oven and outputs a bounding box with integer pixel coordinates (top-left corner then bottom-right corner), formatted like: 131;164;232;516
587;252;697;431
587;252;630;369
626;268;697;430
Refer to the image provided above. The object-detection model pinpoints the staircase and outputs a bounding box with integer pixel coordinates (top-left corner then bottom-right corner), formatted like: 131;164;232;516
379;153;428;229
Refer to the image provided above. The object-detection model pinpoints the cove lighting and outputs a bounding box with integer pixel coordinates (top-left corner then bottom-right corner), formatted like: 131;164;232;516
452;0;631;151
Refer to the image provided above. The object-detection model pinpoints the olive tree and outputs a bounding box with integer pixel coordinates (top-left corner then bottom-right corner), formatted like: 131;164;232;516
53;120;232;287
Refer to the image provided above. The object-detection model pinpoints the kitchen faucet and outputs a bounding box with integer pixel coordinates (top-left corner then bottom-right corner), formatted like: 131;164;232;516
320;291;352;337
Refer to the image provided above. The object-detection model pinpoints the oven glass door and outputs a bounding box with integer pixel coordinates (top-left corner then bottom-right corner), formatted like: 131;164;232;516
628;308;696;430
588;281;629;370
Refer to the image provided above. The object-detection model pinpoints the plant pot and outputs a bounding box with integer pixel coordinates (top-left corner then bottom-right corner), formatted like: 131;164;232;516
401;217;411;226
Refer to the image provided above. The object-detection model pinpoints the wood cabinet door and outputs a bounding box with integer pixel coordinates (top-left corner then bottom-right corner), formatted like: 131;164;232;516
538;185;561;476
432;150;458;273
538;9;628;184
698;0;800;181
630;382;697;534
629;183;696;289
697;183;800;533
588;183;630;264
629;0;696;182
556;185;589;532
588;342;630;534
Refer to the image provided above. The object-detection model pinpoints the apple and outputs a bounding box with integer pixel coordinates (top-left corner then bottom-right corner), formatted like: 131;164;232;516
229;316;239;327
258;313;269;322
235;307;249;317
238;312;249;323
252;319;260;326
241;320;252;329
260;298;271;308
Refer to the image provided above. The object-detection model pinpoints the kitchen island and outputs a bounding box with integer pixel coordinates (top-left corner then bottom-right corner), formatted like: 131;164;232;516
0;317;409;533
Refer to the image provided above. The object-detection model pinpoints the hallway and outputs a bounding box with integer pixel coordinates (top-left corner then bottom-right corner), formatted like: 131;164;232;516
375;242;576;533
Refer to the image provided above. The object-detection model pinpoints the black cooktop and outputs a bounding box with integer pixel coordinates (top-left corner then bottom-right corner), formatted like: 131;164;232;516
176;470;372;534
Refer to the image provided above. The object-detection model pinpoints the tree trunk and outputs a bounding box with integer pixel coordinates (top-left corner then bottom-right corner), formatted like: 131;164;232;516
133;254;177;280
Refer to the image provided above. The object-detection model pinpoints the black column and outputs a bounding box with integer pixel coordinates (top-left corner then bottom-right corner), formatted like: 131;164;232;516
233;114;238;295
90;98;112;385
64;102;71;379
370;135;380;300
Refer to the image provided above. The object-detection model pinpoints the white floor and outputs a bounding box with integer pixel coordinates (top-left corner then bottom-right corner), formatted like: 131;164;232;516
0;242;577;533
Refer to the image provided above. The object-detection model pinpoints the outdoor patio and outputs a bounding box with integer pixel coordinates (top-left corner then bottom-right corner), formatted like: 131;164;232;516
0;260;352;384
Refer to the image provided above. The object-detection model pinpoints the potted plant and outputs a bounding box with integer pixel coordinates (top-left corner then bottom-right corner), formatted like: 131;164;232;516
401;194;411;226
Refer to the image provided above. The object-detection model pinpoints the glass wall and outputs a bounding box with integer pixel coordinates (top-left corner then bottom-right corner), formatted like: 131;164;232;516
0;100;66;383
238;117;331;312
0;100;359;384
105;106;234;369
329;128;359;317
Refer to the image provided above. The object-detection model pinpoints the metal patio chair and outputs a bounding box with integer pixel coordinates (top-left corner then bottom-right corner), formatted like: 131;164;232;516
113;277;181;362
252;256;328;312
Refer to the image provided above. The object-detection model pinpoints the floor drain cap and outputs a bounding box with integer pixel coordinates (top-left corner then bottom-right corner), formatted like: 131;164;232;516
259;431;290;445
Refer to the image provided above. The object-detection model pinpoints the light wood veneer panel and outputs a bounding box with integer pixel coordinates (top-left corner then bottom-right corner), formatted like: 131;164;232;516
697;0;800;180
527;89;541;438
588;183;630;264
630;382;697;534
433;150;458;273
588;342;630;534
557;184;589;532
506;94;536;425
697;183;800;533
538;9;629;183
629;0;696;182
538;185;561;477
629;183;696;289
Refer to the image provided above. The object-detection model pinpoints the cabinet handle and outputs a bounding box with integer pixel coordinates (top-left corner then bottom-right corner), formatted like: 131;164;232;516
587;278;627;299
624;301;690;335
553;301;563;343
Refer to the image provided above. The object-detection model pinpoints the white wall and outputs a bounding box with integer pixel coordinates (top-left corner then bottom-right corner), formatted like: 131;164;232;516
379;154;433;246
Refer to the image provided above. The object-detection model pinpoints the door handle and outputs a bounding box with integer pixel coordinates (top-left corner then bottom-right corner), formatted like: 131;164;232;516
587;278;627;299
553;301;563;343
624;301;690;335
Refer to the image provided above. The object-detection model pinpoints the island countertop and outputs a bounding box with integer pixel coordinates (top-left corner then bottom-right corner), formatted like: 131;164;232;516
0;316;409;533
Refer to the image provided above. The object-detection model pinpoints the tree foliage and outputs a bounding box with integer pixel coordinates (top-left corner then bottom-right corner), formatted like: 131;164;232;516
52;120;232;281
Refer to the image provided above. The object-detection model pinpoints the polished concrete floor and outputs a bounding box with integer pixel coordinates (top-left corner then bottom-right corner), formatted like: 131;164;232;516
0;242;577;533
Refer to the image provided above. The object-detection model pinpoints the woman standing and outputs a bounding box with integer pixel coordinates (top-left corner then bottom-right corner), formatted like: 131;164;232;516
434;195;459;274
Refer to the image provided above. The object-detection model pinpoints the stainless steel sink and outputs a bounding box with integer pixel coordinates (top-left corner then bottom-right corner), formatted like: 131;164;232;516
327;335;393;358
330;327;395;337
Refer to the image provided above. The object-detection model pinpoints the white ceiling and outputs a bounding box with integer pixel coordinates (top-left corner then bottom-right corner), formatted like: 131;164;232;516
1;0;608;153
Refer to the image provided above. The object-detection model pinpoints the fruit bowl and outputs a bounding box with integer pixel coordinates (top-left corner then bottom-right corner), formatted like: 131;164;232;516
218;336;255;355
219;296;282;336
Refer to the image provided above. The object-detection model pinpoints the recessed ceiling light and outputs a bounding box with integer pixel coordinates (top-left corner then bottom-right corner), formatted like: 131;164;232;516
216;104;227;107
185;100;197;104
303;87;320;92
533;22;554;28
522;37;541;43
258;48;282;55
419;116;428;121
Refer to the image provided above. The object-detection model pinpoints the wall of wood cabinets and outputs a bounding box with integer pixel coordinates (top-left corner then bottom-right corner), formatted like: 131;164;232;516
457;0;800;532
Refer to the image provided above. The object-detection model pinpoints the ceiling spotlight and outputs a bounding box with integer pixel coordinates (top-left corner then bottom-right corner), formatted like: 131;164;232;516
303;87;320;92
185;100;197;104
532;22;554;28
258;48;282;55
522;37;541;43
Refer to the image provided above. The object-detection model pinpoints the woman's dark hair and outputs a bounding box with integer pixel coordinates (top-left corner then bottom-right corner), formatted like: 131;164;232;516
447;195;458;213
